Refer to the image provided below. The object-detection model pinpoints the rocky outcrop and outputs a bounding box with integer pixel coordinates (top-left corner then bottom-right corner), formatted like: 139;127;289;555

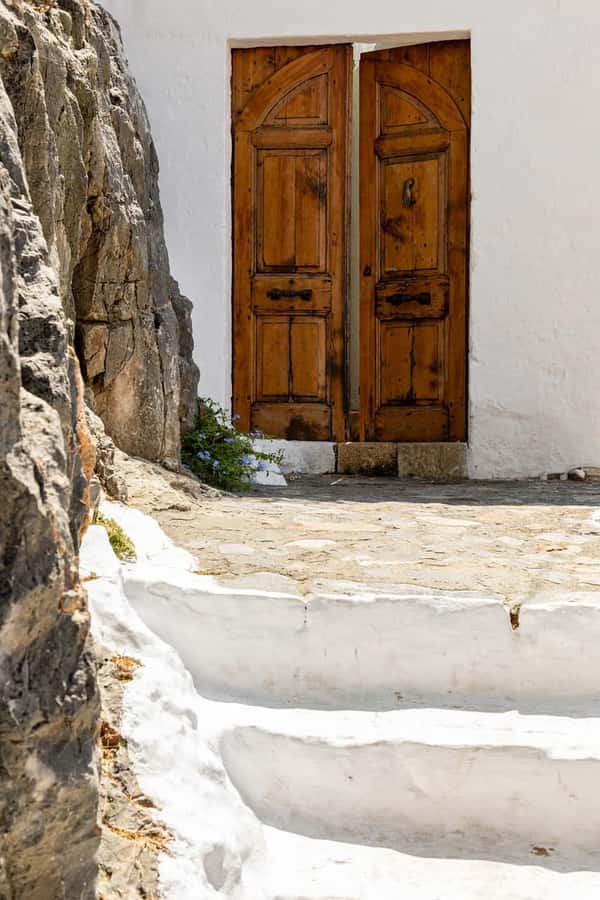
0;69;99;899
0;3;202;893
85;401;128;501
2;0;199;464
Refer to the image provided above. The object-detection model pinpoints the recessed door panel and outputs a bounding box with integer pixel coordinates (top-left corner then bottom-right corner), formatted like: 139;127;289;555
380;86;437;132
257;150;327;272
255;317;290;400
381;156;443;274
268;74;329;126
291;318;327;400
259;155;296;269
378;321;443;406
379;322;412;405
412;321;443;402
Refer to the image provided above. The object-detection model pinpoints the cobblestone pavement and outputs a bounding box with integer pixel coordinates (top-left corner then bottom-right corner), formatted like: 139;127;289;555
118;456;600;606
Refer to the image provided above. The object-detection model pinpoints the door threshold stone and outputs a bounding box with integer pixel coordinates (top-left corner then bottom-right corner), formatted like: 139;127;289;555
396;442;467;481
254;439;467;479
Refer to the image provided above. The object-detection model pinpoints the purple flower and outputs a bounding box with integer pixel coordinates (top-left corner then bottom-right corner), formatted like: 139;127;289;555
257;460;267;472
224;436;234;444
196;449;211;461
241;455;253;466
232;413;241;421
212;459;220;469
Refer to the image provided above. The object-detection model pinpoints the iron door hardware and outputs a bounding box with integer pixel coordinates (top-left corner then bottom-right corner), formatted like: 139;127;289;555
402;177;416;207
267;288;313;301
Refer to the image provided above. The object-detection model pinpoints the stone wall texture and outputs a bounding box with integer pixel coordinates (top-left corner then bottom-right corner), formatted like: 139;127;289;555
2;0;199;465
0;1;200;895
0;61;99;900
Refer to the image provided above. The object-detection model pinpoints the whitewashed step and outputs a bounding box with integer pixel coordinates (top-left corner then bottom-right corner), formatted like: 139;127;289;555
220;706;600;860
83;512;600;898
264;827;600;900
122;565;600;713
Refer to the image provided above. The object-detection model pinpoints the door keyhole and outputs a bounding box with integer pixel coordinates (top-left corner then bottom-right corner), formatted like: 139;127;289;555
402;177;416;208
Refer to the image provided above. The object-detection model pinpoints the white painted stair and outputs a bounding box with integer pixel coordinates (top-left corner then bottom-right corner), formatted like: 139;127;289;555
83;502;600;899
121;563;600;715
265;829;600;900
220;707;600;861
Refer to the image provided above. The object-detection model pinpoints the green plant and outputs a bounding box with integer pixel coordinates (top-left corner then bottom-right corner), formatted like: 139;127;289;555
94;511;136;561
181;398;283;491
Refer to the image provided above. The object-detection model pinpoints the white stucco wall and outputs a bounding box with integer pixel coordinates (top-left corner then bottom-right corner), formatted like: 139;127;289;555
102;0;600;478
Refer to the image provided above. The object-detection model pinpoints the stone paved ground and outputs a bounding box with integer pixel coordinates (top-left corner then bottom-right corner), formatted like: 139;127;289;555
118;455;600;606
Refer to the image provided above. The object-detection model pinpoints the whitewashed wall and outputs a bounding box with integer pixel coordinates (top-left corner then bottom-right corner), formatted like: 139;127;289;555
102;0;600;478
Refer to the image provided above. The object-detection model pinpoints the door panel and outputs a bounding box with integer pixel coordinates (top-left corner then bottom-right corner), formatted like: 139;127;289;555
255;318;289;399
290;319;327;400
379;321;443;406
232;46;351;441
380;87;434;130
360;41;470;442
257;150;327;271
381;156;443;273
268;74;329;125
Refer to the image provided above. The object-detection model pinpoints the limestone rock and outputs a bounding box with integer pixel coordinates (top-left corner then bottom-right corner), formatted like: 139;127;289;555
171;275;199;434
0;71;99;900
85;400;128;501
2;0;199;464
0;2;203;894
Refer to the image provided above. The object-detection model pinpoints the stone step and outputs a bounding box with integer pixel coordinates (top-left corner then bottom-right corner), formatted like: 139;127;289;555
220;706;600;862
264;827;600;900
252;438;467;478
122;564;600;714
83;511;600;896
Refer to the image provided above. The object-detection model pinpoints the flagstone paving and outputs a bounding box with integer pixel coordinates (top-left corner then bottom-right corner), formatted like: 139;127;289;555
118;456;600;605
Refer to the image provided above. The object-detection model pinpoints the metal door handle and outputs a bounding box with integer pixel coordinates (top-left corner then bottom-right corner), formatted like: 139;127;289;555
402;178;416;207
267;289;313;301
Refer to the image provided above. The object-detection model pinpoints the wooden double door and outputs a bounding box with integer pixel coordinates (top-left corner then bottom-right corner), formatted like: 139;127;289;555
232;41;470;442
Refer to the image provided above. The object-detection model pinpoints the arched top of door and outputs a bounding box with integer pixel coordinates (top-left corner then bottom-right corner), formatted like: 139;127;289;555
369;60;467;132
233;47;335;132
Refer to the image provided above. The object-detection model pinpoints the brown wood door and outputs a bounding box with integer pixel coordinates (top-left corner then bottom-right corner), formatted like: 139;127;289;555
359;42;470;442
232;46;351;441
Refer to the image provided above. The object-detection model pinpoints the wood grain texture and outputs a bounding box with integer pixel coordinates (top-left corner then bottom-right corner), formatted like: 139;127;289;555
360;40;470;442
232;45;351;440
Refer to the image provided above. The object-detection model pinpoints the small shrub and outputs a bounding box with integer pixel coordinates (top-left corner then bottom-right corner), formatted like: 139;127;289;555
181;398;282;492
94;511;136;561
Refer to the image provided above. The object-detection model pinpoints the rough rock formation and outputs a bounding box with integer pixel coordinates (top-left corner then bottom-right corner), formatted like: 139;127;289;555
1;0;199;464
0;1;201;896
0;70;99;899
86;400;128;501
